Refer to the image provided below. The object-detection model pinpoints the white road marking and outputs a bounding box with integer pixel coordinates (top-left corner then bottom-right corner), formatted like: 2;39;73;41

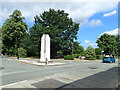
0;80;28;88
0;69;40;76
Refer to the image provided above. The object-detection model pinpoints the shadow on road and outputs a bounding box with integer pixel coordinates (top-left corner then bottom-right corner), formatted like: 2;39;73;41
56;67;119;89
2;67;119;90
32;67;119;89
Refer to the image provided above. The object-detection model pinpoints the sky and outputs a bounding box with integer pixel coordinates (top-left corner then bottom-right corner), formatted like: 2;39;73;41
0;0;119;49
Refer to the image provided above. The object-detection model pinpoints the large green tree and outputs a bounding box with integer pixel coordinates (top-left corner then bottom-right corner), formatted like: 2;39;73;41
30;9;79;58
73;42;84;55
96;33;117;55
2;10;28;59
20;33;40;57
85;46;96;59
95;48;102;55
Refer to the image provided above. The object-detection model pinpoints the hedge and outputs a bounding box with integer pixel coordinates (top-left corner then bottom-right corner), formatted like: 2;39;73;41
86;58;96;60
96;55;103;59
18;48;27;58
64;55;74;60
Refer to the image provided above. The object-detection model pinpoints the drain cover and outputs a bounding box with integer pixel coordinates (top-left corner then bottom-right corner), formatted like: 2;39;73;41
32;79;65;88
88;67;98;69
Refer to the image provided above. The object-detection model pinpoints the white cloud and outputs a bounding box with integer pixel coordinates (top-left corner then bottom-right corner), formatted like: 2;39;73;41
89;43;97;46
85;40;91;43
100;28;119;37
104;28;119;35
89;43;94;46
82;40;98;48
103;10;117;17
88;19;102;26
0;1;118;26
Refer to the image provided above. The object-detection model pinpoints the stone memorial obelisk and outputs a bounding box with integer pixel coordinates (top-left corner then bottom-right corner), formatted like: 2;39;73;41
40;34;50;62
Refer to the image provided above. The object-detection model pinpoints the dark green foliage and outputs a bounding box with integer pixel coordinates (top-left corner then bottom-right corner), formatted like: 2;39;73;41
72;54;79;58
85;46;96;59
30;9;79;58
96;33;117;56
71;42;84;58
64;55;74;60
18;48;27;58
95;48;102;55
1;9;81;58
96;55;103;59
20;33;39;57
2;10;28;59
116;35;120;56
86;58;96;60
79;52;85;56
29;25;42;58
73;42;84;55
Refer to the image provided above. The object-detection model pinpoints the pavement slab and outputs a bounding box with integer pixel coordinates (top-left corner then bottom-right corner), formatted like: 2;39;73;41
9;59;67;66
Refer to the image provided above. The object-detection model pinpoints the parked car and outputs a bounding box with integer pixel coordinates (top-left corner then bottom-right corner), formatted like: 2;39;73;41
102;56;116;63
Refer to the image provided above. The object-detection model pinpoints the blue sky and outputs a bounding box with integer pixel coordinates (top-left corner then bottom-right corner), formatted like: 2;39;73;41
0;1;118;49
78;9;118;49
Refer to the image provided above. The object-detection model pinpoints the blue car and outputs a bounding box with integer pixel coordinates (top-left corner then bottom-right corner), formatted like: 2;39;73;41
102;56;116;63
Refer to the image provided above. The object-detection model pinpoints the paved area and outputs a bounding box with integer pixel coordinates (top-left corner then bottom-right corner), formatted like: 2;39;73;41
16;59;66;66
0;56;119;89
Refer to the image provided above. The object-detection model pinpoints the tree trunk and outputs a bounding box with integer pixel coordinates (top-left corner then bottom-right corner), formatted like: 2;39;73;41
15;44;19;60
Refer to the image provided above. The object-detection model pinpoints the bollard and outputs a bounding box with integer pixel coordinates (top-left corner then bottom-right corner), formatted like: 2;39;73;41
45;58;48;65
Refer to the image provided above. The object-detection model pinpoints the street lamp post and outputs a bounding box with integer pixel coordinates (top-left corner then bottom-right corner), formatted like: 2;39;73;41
101;50;104;56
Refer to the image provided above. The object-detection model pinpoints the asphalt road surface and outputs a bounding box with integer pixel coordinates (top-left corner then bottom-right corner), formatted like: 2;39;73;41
0;56;119;89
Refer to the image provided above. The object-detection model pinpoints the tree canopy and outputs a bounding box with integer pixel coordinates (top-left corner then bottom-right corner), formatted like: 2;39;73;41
96;33;118;55
85;46;96;59
1;9;118;59
73;42;84;55
30;9;80;58
2;10;28;59
95;48;102;55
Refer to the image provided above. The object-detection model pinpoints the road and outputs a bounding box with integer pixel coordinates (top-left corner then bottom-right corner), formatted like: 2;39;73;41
0;56;119;89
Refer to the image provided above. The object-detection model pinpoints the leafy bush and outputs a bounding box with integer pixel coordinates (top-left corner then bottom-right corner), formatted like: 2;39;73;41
85;46;96;58
79;52;85;56
0;43;2;52
96;55;103;59
18;48;27;58
72;54;79;58
86;58;96;60
64;55;74;60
